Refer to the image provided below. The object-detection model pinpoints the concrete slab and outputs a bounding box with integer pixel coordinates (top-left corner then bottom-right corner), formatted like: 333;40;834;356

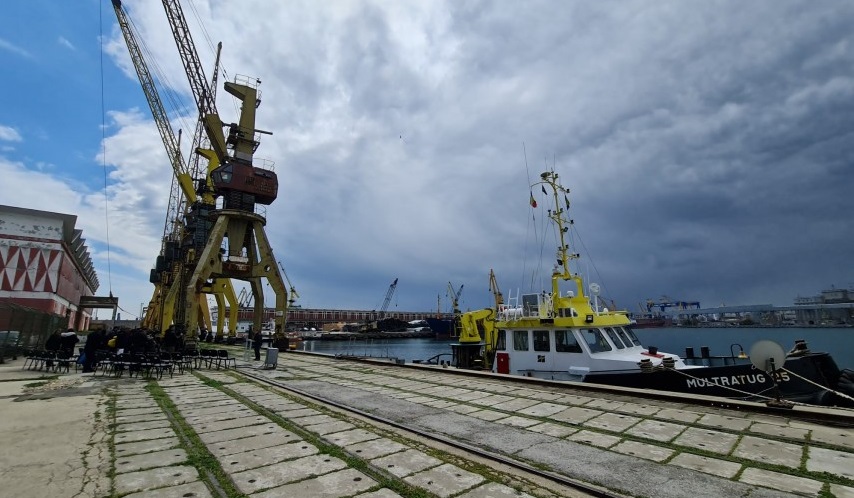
673;427;739;455
453;391;494;402
116;399;157;410
404;395;436;404
114;427;176;444
551;394;594;406
405;463;486;498
115;412;168;424
371;448;442;477
616;403;661;417
446;404;482;414
495;415;541;428
748;422;809;440
697;413;752;431
422;399;459;409
516;402;567;418
217;441;319;472
497;397;542;412
652;407;703;424
288;414;340;426
739;468;823;497
469;394;516;407
121;480;213;498
583;412;641;433
114;465;200;496
206;431;304;458
625;419;686;442
567;430;621;448
325;428;382;446
116;437;181;457
584;399;626;411
276;407;322;418
808;426;854;450
354;488;404;498
197;423;284;444
551;406;603;425
115;448;188;474
806;446;854;480
468;409;509;422
458;482;537;498
304;420;357;435
668;453;742;478
230;454;348;494
612;440;674;462
116;419;172;432
183;408;256;424
348;438;409;459
116;406;163;417
830;484;854;498
525;422;578;438
732;436;803;468
253;468;377;498
179;404;250;418
194;415;269;433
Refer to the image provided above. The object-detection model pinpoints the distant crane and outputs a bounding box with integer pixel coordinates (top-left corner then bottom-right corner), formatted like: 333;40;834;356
378;278;398;320
488;269;503;309
277;261;299;307
448;282;464;314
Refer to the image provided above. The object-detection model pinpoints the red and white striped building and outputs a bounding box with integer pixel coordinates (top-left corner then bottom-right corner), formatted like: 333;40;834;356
0;205;99;331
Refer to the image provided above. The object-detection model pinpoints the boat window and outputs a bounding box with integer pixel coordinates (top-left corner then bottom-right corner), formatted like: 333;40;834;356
604;327;626;349
555;330;583;353
583;328;613;353
513;330;529;351
615;327;636;347
533;330;550;352
496;330;506;351
619;326;642;346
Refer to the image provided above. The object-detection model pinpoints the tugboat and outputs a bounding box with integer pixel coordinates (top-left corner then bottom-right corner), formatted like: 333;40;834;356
452;171;854;407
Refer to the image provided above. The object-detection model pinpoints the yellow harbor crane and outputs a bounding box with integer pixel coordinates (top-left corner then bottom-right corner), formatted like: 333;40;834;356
115;0;290;346
111;0;239;339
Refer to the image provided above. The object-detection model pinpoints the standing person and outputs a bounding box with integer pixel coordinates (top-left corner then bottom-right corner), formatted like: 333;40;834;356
252;327;262;361
82;329;103;373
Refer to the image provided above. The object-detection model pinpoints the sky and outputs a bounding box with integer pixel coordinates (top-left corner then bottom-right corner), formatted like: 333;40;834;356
2;0;854;320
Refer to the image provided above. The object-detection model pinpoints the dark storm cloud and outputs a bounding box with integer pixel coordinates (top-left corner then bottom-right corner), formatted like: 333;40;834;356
93;1;854;313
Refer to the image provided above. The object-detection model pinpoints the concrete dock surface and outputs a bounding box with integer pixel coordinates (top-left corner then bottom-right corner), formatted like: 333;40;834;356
1;350;853;498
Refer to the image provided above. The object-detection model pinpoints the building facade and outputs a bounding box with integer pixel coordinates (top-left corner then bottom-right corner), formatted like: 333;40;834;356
0;205;99;331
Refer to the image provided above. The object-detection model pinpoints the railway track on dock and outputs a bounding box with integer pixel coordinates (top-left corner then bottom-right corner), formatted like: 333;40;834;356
234;367;625;498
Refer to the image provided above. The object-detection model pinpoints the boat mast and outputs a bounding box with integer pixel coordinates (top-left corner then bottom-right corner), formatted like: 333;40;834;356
534;171;585;300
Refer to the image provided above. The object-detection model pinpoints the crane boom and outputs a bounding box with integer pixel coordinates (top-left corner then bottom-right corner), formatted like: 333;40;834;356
111;0;196;220
379;278;398;318
161;0;229;163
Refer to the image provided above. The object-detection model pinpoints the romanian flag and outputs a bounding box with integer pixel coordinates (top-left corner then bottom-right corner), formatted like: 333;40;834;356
529;191;537;208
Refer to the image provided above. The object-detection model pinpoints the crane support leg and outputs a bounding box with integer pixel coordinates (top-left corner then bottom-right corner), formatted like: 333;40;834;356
184;210;288;347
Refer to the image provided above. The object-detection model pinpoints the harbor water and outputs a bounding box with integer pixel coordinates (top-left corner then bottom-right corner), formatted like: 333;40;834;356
293;327;854;371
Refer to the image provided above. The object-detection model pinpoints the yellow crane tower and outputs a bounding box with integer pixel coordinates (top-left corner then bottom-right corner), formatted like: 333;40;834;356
111;0;239;338
160;0;290;346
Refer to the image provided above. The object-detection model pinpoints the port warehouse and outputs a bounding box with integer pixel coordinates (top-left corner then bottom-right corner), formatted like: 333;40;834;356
666;302;854;326
210;306;442;332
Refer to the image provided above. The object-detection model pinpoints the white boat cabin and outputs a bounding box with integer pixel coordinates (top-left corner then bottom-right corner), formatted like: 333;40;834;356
491;313;689;381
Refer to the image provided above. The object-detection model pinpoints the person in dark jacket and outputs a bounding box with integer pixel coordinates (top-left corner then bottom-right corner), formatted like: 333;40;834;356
60;329;79;355
82;329;103;373
252;327;262;361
